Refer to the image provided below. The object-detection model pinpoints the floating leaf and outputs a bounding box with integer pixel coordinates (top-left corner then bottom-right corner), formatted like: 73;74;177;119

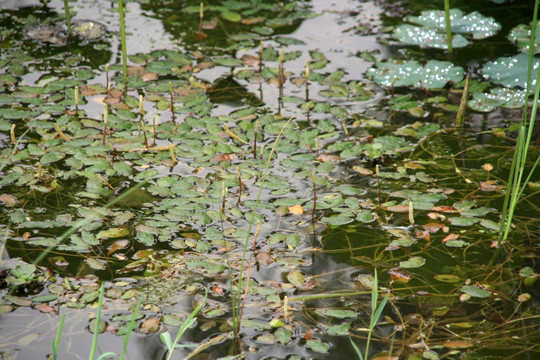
287;270;305;287
469;87;529;112
366;60;464;89
460;285;491;298
393;24;469;49
481;53;540;88
40;152;65;165
327;323;350;336
405;9;500;40
97;227;129;239
434;274;460;283
323;309;357;318
508;21;540;54
306;339;329;354
399;256;426;269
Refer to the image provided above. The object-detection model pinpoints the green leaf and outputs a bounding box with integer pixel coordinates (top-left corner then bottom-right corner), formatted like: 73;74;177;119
460;285;491;298
327;323;350;336
399;256;426;269
306;339;329;353
448;217;480;226
481;53;540;88
366;59;464;89
221;11;242;22
40;152;65;165
287;270;305;287
324;309;357;318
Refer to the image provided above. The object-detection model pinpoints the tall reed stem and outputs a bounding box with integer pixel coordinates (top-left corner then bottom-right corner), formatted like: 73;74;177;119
118;0;128;83
443;0;453;54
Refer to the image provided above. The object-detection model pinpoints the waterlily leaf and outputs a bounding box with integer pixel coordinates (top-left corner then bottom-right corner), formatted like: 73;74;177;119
275;327;293;344
399;256;426;269
221;10;242;22
287;270;305;287
323;309;357;318
448;217;480;226
212;57;243;67
393;24;469;49
366;59;464;89
321;215;354;226
481;53;540;88
97;227;129;239
327;323;350;336
508;21;540;54
306;339;329;354
460;285;491;298
406;9;500;39
469;87;529;112
434;274;460;283
40;152;65;165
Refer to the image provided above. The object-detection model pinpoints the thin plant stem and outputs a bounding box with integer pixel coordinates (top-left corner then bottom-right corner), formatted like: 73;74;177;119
119;297;143;360
118;0;128;83
63;0;72;36
51;313;65;360
443;0;453;54
89;282;105;360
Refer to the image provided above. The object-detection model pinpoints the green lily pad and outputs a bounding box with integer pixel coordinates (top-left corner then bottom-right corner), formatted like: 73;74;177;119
508;21;540;54
366;59;464;89
481;53;540;88
460;285;491;298
393;24;469;49
323;309;357;318
405;9;500;40
306;339;329;354
469;87;529;112
399;256;426;269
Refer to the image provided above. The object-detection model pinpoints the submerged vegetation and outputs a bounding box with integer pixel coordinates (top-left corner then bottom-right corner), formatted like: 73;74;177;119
0;0;539;359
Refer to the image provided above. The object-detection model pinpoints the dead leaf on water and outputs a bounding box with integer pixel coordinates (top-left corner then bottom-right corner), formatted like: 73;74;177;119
288;204;304;215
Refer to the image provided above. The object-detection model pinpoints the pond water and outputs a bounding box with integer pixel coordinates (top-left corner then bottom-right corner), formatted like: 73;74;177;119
0;0;539;359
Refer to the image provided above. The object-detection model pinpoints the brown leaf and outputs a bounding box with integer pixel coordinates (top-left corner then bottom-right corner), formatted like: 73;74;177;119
351;166;373;175
142;72;158;82
210;153;238;162
140;317;160;334
127;65;146;77
35;303;55;313
316;154;341;162
256;252;274;266
423;223;444;233
444;340;474;349
241;17;265;25
107;239;130;256
431;206;458;213
389;269;413;283
480;180;505;192
288;204;304;215
427;212;446;220
0;194;18;207
241;54;260;66
384;205;409;213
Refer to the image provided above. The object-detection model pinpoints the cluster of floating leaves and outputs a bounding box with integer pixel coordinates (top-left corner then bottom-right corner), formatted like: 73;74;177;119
392;8;501;49
366;59;464;89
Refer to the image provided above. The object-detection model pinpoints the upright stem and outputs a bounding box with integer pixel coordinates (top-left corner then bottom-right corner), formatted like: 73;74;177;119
63;0;72;36
443;0;453;54
118;0;128;83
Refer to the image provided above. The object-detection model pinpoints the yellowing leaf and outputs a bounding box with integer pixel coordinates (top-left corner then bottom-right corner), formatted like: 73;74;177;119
288;204;304;215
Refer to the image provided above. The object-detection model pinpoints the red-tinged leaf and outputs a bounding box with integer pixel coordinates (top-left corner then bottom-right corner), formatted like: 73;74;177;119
423;222;444;233
35;303;55;313
140;317;160;334
0;194;18;207
389;269;413;283
0;304;13;314
431;206;458;212
480;180;505;192
210;153;238;162
107;239;130;256
211;285;224;295
142;72;158;82
442;233;459;243
416;231;430;241
384;205;409;212
316;154;341;162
